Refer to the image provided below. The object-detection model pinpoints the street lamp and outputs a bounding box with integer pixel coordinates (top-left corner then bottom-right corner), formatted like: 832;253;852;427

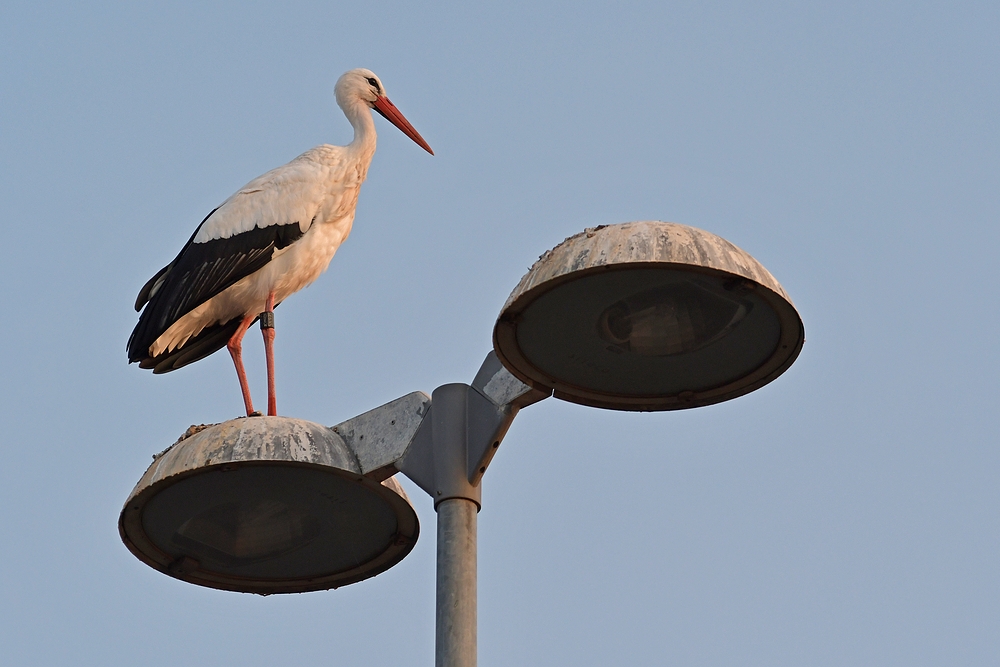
120;416;420;594
120;221;803;665
494;221;803;410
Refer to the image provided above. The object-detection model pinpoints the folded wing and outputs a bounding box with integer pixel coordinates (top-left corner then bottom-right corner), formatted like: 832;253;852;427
128;160;325;371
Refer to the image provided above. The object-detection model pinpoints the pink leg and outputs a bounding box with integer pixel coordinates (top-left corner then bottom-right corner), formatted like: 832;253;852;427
227;315;258;416
261;291;277;416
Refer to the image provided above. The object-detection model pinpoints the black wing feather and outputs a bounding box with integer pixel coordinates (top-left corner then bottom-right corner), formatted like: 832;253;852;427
138;316;251;374
134;207;219;313
127;216;304;369
134;263;171;312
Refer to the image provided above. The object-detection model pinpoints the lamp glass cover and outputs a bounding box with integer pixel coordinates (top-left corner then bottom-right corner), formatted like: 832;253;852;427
515;268;782;398
141;465;398;580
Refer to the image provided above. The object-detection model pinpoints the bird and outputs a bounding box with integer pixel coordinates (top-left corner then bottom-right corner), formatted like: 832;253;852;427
127;68;433;417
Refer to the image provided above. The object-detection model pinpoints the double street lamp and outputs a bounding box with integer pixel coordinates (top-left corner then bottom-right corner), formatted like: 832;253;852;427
120;221;804;666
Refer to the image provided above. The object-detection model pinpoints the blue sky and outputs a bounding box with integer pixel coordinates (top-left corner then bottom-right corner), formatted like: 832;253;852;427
2;1;998;665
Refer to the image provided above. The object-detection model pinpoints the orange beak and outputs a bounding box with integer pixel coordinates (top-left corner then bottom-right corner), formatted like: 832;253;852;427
373;96;434;155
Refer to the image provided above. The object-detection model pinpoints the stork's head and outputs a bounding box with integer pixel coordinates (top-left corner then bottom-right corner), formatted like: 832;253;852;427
336;68;434;155
335;68;384;107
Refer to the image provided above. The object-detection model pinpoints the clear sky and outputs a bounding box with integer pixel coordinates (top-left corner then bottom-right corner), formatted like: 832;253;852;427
2;1;998;665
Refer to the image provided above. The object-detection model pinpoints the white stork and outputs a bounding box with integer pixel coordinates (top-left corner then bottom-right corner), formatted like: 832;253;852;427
128;68;433;417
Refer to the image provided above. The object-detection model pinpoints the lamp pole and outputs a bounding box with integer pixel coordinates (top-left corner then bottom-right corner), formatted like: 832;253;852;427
397;373;549;667
430;384;481;667
436;498;477;667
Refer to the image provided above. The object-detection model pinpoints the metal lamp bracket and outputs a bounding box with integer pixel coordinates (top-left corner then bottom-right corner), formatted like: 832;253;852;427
330;352;549;509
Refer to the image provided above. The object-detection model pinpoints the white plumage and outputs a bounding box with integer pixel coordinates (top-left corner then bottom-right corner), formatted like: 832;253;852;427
128;68;433;416
152;147;359;356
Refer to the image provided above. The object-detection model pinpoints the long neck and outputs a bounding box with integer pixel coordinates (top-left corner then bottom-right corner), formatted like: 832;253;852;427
342;97;378;161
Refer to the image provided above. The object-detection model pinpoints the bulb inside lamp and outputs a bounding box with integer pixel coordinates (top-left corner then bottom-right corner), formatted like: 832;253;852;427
597;282;751;357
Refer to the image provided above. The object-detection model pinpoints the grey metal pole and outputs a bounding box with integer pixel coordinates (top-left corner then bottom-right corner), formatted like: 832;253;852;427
436;497;477;667
397;366;546;667
428;384;481;667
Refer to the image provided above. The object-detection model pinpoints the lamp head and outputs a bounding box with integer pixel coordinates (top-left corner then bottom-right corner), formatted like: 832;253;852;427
493;222;804;411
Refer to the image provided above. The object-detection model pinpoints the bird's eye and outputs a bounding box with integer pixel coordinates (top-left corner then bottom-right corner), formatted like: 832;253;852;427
366;77;380;92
